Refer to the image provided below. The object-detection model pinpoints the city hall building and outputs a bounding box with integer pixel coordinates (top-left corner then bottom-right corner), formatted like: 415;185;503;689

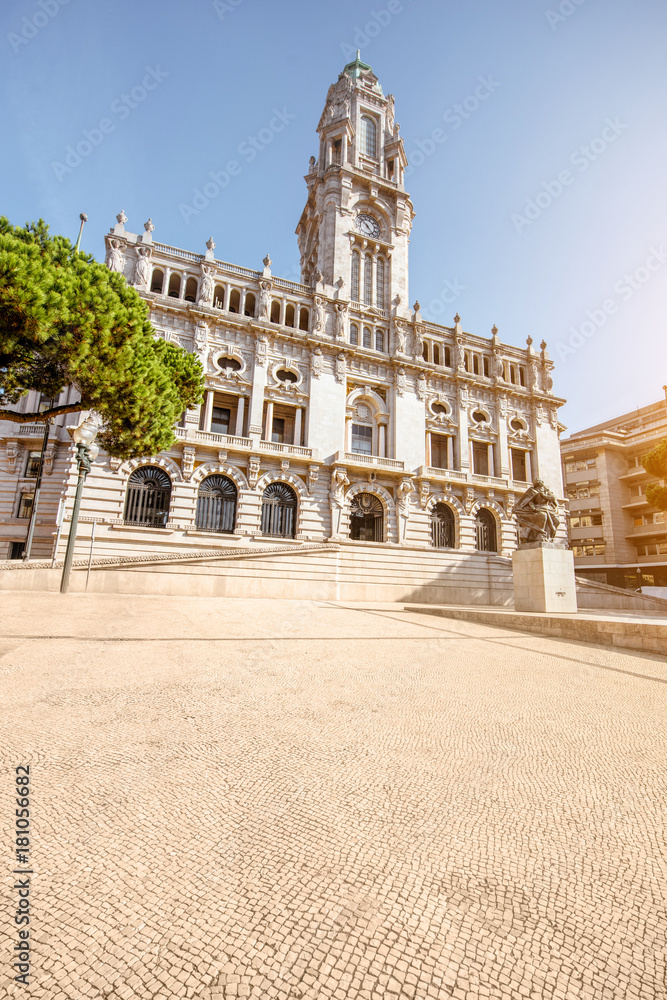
1;54;566;571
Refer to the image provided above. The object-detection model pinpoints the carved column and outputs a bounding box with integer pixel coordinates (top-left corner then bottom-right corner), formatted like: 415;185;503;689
235;396;246;437
294;407;302;447
201;390;214;433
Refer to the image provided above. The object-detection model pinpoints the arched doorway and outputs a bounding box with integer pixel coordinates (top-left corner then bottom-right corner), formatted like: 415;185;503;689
196;475;237;533
475;508;497;552
430;502;455;548
350;492;384;542
124;466;172;527
261;482;297;538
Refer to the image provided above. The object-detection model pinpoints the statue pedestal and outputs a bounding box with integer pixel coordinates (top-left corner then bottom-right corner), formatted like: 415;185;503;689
512;542;577;613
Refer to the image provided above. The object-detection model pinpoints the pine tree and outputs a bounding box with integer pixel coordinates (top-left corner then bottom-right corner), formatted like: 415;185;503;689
0;217;204;458
643;440;667;511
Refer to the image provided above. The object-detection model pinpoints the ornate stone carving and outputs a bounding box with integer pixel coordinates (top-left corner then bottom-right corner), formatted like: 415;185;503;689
334;301;347;340
455;337;466;372
116;210;127;226
144;219;155;233
258;280;271;320
181;445;196;478
263;254;272;269
206;237;216;252
43;443;57;475
418;480;431;509
334;352;346;384
132;245;151;287
194;321;209;364
105;239;124;272
394;321;407;356
416;372;427;400
396;479;413;543
108;456;122;472
313;296;325;334
464;487;475;514
281;458;290;471
248;455;261;486
311;345;323;378
198;265;215;306
395;367;406;396
412;326;424;359
307;465;319;490
514;479;561;543
330;467;349;538
255;334;269;367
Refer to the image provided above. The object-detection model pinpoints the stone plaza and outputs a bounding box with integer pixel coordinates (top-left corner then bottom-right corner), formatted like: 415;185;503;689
1;593;665;999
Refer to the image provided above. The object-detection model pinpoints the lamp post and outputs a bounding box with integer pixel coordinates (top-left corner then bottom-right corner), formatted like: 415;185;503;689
60;420;99;594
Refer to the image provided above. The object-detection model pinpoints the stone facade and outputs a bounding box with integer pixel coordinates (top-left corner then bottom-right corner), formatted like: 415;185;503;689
0;55;566;565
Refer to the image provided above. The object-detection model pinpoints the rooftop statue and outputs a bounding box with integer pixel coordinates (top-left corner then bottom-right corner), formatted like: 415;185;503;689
514;478;560;543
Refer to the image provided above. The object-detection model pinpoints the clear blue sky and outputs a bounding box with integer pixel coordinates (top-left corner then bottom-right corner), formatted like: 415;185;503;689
2;0;666;433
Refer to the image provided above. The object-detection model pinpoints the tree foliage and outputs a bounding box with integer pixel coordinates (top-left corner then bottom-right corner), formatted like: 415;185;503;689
643;439;667;510
0;217;204;458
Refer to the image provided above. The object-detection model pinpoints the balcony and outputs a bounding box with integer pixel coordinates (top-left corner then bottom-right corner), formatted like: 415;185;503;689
175;426;252;450
17;423;47;437
341;451;405;471
625;522;667;539
259;440;314;459
617;467;647;481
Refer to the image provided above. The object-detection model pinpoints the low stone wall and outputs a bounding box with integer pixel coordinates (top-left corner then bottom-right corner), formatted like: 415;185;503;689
575;576;667;613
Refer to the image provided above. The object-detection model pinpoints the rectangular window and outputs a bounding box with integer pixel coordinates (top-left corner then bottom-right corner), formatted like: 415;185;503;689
25;451;41;478
271;417;285;443
511;449;527;482
362;327;371;349
351;424;373;454
9;542;25;560
363;256;372;306
374;330;384;352
17;492;35;519
210;406;231;435
332;139;341;164
431;434;449;470
472;442;489;477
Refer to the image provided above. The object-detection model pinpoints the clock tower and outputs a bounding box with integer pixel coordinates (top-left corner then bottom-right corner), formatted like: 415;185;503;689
296;52;414;311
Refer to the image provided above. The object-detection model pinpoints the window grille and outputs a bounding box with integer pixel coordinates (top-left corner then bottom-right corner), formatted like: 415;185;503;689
431;503;455;548
261;482;297;538
360;116;377;158
196;475;237;534
124;466;172;528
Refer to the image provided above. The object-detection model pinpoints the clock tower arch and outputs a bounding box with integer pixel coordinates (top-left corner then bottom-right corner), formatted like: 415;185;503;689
295;52;414;311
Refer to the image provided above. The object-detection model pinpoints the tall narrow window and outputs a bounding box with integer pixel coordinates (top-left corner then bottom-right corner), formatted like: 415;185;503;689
376;258;385;308
124;467;172;528
196;476;237;534
350;323;359;346
362;326;372;348
332;138;342;164
351;423;373;454
351;251;360;302
360;116;377;158
150;268;164;293
375;330;384;352
363;254;372;306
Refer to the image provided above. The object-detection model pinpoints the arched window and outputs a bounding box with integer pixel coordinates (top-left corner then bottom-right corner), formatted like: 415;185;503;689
229;288;240;313
473;355;480;375
362;326;372;348
360;115;377;158
184;276;198;302
444;346;451;367
423;341;429;362
351;251;360;302
270;300;281;324
464;353;470;373
363;254;372;305
510;365;517;384
124;466;172;528
350;323;359;346
350;492;383;542
261;482;297;538
475;508;497;552
433;344;441;366
196;475;237;534
351;404;374;454
244;292;256;317
285;303;295;328
168;273;181;298
375;330;384;352
150;268;164;293
213;284;225;309
431;503;455;548
299;307;309;331
519;367;526;387
483;356;490;377
376;257;385;308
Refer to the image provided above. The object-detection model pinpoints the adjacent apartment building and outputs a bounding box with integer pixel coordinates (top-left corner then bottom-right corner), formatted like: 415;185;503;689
1;54;567;565
560;392;667;588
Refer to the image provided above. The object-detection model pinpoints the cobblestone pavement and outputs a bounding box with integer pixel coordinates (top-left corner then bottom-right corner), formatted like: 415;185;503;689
1;593;666;1000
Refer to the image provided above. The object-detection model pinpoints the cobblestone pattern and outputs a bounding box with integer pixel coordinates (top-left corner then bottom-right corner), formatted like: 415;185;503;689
0;595;666;999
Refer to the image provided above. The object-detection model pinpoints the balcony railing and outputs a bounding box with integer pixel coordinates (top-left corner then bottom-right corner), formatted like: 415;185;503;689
343;452;405;470
259;441;314;458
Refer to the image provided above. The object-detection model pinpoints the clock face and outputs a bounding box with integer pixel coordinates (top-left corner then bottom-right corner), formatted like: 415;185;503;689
356;213;380;238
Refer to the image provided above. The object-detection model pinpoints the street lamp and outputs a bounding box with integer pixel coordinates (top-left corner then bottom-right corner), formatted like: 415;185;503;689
59;419;99;594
